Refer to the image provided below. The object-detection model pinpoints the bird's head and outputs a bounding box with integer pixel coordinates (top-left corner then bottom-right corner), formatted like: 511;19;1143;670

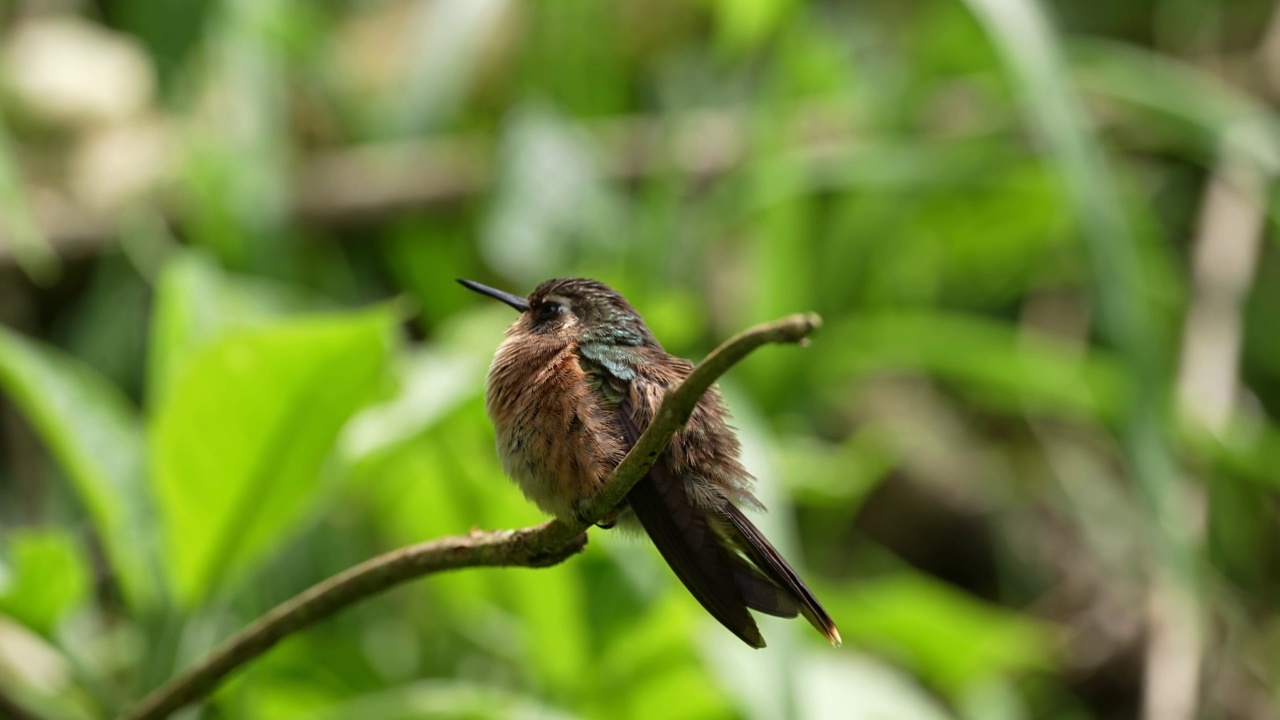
458;277;657;349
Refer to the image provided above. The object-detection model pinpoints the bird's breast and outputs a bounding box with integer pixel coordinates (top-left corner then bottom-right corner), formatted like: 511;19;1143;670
484;337;627;519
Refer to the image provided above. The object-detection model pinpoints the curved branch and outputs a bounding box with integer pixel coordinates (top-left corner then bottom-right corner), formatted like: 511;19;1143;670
119;312;822;720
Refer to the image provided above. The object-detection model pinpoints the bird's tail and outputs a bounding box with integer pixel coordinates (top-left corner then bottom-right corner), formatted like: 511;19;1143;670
626;471;840;648
627;473;766;647
720;503;841;646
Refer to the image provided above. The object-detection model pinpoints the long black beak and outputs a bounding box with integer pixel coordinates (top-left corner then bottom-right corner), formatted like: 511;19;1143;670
456;279;530;312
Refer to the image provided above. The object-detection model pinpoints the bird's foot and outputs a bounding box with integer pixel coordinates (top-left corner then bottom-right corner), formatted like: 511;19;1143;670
573;501;621;530
594;509;619;530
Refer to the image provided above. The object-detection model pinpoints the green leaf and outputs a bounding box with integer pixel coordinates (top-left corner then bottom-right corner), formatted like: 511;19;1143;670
0;531;91;636
0;328;157;609
148;251;328;407
151;308;396;606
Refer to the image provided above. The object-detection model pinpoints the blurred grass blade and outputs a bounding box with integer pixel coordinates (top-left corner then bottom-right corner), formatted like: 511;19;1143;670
0;328;158;609
963;7;1198;716
1072;39;1280;170
961;0;1183;551
151;307;396;606
962;0;1140;340
0;117;60;284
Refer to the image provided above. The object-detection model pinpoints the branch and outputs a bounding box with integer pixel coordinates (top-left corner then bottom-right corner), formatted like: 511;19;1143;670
119;312;822;720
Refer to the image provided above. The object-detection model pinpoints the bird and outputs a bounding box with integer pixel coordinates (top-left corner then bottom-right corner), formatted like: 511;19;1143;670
458;276;840;648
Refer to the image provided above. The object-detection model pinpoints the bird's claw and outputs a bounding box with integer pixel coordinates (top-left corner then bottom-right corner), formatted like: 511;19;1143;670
574;503;620;530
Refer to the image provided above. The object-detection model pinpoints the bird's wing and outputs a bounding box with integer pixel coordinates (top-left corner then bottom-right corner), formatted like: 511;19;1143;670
615;384;767;648
619;356;840;647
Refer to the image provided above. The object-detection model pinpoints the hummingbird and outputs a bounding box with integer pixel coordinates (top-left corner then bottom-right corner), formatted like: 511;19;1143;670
458;277;840;648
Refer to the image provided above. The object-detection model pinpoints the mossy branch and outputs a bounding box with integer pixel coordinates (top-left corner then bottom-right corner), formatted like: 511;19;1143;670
119;313;822;720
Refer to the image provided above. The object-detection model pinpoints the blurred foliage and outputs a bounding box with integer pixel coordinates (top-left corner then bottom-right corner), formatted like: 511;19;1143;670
0;0;1279;719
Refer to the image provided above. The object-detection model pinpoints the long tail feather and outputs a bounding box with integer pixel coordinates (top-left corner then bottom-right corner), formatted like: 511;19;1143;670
626;472;766;648
723;504;842;646
614;389;836;648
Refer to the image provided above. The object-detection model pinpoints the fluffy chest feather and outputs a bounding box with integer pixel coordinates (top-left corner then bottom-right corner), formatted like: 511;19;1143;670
483;337;628;519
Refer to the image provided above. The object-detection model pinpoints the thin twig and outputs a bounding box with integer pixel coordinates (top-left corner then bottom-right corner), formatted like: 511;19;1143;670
118;312;822;720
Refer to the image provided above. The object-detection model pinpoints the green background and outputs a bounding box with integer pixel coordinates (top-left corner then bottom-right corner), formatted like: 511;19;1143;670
1;0;1278;718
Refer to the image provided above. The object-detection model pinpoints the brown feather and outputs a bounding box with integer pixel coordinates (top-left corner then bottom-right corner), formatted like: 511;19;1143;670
626;470;766;648
485;338;627;520
617;398;766;648
721;505;842;645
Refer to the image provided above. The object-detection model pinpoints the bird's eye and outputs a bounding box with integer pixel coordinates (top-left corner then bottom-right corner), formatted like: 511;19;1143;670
534;301;564;322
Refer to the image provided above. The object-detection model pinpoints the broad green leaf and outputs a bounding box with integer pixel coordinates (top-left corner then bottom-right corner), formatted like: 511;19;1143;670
340;346;488;469
0;328;157;609
0;531;90;636
149;251;328;407
357;439;494;617
151;308;396;605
